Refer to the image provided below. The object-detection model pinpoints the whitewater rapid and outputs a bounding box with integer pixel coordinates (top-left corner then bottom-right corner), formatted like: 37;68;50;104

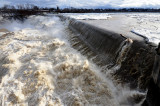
0;15;145;106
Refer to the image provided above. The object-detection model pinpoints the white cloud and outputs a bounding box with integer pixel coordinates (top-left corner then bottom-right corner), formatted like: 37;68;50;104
0;0;160;8
0;0;11;7
56;0;112;8
119;0;160;8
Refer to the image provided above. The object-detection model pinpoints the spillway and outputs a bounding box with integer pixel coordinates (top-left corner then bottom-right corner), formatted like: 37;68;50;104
0;14;158;106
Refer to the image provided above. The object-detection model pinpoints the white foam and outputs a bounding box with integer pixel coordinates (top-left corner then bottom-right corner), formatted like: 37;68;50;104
132;29;160;45
0;15;145;106
0;20;35;32
63;13;112;20
0;32;6;36
127;13;160;45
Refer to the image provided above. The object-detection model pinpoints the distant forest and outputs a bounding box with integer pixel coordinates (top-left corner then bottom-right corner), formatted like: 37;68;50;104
1;4;160;13
0;4;160;19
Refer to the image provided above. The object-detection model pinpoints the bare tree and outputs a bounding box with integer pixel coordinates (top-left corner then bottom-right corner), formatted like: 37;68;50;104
17;4;24;10
25;4;35;10
2;5;11;10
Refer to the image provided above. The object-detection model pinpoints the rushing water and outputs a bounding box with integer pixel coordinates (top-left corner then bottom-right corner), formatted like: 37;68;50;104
0;15;145;106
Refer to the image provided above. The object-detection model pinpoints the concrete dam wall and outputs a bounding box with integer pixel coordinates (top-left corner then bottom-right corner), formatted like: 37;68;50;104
59;15;159;105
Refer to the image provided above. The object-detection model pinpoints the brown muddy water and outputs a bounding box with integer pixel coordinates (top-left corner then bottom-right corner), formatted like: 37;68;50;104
0;15;146;106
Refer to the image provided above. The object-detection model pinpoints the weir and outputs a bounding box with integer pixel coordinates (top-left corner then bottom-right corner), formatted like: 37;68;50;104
0;14;159;105
59;15;159;105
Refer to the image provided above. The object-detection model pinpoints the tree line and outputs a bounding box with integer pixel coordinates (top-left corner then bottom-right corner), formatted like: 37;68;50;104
1;4;160;13
0;4;58;21
0;4;160;20
59;7;160;13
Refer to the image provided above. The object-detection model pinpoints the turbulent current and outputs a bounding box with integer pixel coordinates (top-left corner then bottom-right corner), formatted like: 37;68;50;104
0;15;145;106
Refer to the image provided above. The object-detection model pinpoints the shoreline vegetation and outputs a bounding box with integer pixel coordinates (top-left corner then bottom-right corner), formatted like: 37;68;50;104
0;4;160;21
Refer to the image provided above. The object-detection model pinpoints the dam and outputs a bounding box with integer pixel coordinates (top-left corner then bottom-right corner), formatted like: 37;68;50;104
0;13;159;106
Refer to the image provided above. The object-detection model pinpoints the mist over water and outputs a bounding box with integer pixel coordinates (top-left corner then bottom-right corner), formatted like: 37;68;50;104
0;15;145;106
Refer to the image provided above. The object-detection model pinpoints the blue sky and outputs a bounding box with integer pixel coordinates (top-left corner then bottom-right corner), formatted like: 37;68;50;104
0;0;160;8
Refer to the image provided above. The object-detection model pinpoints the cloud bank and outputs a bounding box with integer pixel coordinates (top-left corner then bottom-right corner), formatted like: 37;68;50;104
0;0;160;8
